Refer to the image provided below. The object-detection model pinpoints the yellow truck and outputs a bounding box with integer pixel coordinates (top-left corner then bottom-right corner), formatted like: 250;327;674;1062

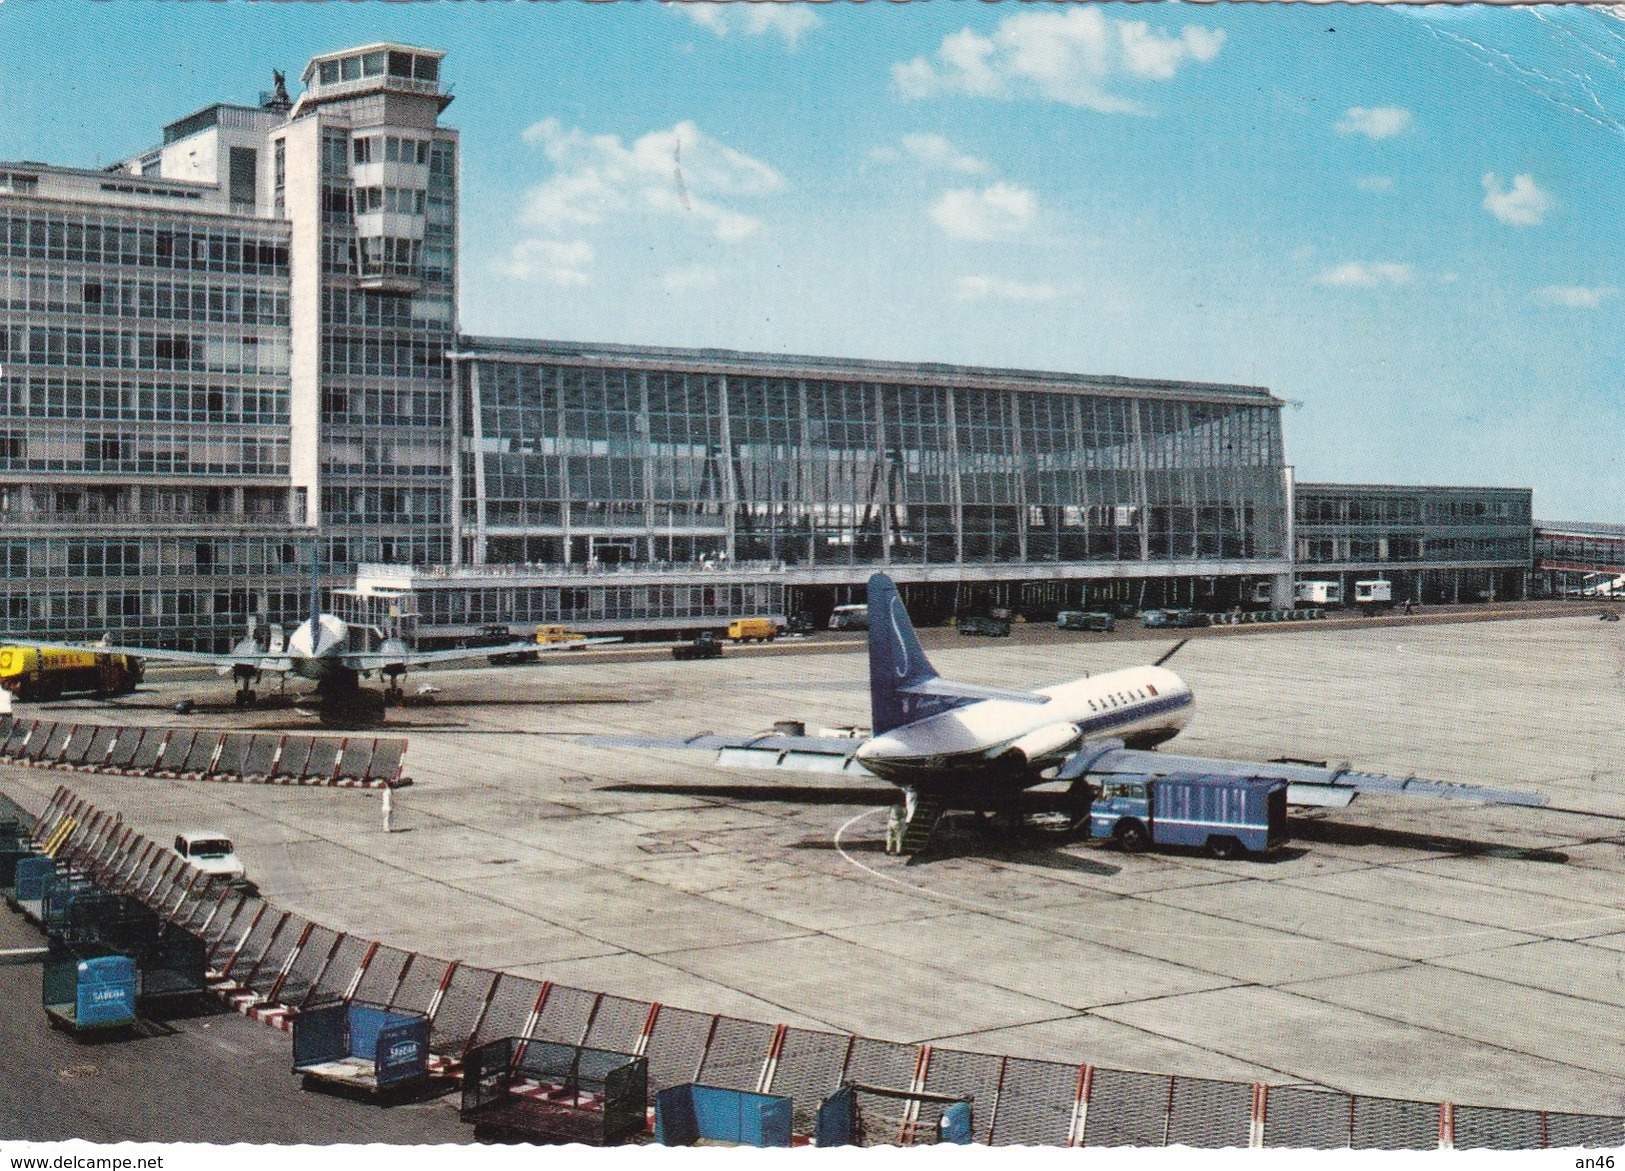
533;625;588;648
726;618;781;643
0;646;143;702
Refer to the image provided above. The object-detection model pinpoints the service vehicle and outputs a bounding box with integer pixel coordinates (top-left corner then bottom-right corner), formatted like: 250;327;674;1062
172;831;247;884
828;603;869;631
1057;611;1115;632
1141;609;1207;629
462;1037;648;1146
786;611;816;635
0;645;143;702
533;624;588;649
1089;774;1289;858
958;616;1011;637
472;624;540;666
671;632;724;661
1353;580;1394;613
727;617;780;643
1294;580;1343;607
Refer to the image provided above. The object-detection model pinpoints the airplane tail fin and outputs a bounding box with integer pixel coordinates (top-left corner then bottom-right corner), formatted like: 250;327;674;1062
867;573;956;734
308;544;322;630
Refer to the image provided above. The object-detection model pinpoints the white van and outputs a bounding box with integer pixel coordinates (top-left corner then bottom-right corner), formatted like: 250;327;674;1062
829;604;869;631
173;831;247;883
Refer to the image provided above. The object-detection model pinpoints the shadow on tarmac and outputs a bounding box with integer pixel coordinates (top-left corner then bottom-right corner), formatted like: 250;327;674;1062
1290;817;1570;863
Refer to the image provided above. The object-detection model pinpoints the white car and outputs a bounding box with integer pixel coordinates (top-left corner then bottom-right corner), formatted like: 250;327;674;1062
173;831;247;883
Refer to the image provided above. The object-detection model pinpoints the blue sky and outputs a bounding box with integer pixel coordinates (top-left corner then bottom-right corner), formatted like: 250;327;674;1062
1;2;1619;520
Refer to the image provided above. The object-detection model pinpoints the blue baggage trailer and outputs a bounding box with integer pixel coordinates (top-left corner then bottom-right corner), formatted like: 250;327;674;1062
1090;774;1288;858
293;999;432;1100
42;944;139;1037
9;855;65;922
655;1084;793;1147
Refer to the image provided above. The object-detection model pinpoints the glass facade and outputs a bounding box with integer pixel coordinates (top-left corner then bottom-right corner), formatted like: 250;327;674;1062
1535;521;1625;596
311;97;457;575
457;349;1290;576
1294;483;1533;603
0;195;307;648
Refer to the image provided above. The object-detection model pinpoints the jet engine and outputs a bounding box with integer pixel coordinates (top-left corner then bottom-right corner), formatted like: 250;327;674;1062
997;722;1082;765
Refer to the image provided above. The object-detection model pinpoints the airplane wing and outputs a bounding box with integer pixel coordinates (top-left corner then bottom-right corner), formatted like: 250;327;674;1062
902;678;1049;705
342;636;621;671
0;637;292;671
579;731;876;775
1057;740;1549;808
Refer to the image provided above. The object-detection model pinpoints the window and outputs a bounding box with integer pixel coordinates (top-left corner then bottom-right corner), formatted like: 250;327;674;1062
353;136;375;165
82;282;102;306
388;50;415;78
363;50;386;77
414;55;438;82
319;60;339;85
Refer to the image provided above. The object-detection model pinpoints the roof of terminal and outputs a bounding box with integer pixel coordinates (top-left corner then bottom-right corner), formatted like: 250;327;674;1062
453;335;1282;406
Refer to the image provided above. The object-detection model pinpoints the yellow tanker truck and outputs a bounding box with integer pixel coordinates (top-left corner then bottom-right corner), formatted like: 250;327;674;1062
0;646;143;702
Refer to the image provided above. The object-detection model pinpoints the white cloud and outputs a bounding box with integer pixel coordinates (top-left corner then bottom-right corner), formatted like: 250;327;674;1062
668;1;820;49
893;9;1224;114
889;133;993;175
519;117;785;243
501;239;594;285
953;275;1066;303
1482;172;1551;227
1334;106;1413;140
1313;261;1415;288
661;266;721;293
929;182;1037;241
1535;284;1616;309
1354;175;1395;193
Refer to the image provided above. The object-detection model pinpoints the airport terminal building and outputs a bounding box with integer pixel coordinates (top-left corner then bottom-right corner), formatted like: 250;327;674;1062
0;42;1541;646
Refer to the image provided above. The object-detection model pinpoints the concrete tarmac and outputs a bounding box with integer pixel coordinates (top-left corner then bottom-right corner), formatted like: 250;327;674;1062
3;609;1624;1119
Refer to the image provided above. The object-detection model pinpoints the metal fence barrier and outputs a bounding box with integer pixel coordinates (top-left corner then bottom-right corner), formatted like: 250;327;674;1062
13;784;1625;1150
0;718;408;788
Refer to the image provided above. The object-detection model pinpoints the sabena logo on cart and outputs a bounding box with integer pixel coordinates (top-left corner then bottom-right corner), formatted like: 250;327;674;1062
388;1040;421;1062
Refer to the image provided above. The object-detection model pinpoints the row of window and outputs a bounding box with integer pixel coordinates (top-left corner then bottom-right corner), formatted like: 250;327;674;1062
354;186;427;216
0;429;288;476
2;326;290;375
320;486;446;525
414;582;784;626
321;386;447;427
0;376;287;424
0;273;289;325
1297;495;1532;525
0;214;289;275
0;536;310;577
1298;536;1531;563
467;365;1283;468
0;484;288;522
323;288;453;330
354;135;432;166
321;331;449;379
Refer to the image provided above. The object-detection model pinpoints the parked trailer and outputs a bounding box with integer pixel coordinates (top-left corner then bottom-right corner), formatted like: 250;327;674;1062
0;646;143;702
1057;611;1115;632
9;855;66;922
42;944;138;1037
461;1038;648;1146
1354;579;1395;613
815;1083;973;1147
1089;774;1289;858
293;1000;432;1100
1294;580;1343;607
71;897;209;1012
655;1084;793;1148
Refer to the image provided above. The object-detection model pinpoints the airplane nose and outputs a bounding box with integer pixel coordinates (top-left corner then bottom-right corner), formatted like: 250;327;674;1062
856;736;904;761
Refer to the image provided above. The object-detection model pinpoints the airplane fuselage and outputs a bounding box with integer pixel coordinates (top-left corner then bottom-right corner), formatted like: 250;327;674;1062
854;664;1194;785
282;614;353;683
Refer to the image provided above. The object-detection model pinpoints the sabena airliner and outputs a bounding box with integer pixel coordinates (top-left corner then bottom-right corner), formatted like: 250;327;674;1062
6;556;614;724
592;572;1546;855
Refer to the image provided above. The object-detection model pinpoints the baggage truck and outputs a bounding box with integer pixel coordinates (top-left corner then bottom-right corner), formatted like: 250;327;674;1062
1089;774;1289;858
0;645;143;702
42;944;138;1037
727;617;780;643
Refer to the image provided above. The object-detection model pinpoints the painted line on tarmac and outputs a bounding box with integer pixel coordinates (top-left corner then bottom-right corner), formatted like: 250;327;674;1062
831;808;1625;946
